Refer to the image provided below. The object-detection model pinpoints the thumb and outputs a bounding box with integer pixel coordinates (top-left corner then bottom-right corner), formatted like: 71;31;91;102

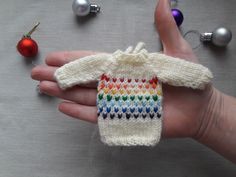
155;0;184;52
154;0;197;61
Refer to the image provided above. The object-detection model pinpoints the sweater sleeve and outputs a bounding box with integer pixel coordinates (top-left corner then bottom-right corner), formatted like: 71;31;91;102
148;53;213;89
54;53;112;90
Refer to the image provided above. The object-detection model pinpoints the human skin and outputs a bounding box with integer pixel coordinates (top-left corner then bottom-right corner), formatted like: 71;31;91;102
31;0;236;163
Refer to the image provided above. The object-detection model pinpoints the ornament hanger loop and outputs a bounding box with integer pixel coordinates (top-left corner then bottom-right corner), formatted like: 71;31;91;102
183;30;201;50
25;22;40;37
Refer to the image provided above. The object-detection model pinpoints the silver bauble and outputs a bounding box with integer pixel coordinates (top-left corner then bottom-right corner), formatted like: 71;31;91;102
72;0;100;16
200;27;232;47
212;27;232;47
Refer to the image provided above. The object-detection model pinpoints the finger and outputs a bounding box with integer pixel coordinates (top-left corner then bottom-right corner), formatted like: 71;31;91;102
31;65;97;88
58;101;97;123
45;51;98;67
39;81;97;106
31;65;57;81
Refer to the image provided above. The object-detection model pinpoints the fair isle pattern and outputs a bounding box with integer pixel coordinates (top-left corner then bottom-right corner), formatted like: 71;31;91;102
97;74;162;120
97;74;163;146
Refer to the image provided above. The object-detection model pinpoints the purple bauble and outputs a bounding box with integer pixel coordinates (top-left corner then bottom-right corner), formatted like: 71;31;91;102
171;9;184;27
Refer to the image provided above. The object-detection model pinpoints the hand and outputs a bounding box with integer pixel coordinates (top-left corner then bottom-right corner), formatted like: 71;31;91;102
31;0;214;139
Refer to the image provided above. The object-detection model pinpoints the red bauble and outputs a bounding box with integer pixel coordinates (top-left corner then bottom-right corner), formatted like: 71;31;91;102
17;37;38;57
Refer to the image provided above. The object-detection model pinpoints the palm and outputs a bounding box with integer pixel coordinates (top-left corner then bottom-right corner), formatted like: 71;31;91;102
31;0;213;138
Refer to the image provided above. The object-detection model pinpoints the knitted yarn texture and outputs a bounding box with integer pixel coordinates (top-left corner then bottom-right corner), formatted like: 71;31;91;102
54;42;213;146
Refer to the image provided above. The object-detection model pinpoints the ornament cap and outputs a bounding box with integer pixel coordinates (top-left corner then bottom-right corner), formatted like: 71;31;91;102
90;4;100;13
200;32;213;42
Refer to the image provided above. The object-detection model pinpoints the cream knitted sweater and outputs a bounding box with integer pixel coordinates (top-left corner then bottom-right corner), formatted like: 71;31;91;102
55;42;213;146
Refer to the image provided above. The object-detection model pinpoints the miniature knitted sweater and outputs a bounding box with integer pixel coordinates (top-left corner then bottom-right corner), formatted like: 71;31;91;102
54;42;213;146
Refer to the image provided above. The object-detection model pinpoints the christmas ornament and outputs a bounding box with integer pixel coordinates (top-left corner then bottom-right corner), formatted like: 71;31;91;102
200;27;232;47
17;22;40;58
184;27;232;49
72;0;100;16
171;8;184;27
